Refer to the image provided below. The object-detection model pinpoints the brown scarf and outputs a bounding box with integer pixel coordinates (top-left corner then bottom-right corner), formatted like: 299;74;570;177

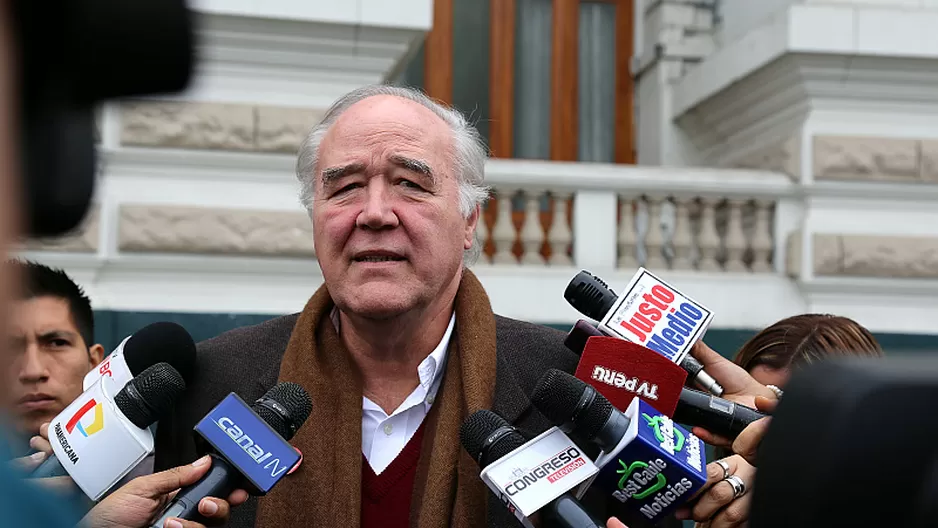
254;269;498;528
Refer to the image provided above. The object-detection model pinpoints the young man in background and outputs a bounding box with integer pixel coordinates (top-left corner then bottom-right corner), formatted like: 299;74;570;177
3;260;105;456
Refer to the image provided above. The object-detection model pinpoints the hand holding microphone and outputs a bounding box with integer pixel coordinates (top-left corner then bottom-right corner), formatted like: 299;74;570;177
79;455;247;528
150;383;312;527
673;454;755;528
696;397;775;467
8;423;80;498
687;340;778;410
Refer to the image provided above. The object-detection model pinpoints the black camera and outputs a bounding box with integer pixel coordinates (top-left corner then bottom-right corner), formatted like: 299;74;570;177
11;0;195;237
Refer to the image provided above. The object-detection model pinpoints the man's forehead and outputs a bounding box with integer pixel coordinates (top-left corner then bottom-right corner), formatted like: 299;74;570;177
12;297;77;331
326;95;449;140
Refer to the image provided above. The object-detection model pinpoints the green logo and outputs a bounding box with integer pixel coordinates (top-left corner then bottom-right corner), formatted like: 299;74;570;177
616;460;666;499
642;413;684;452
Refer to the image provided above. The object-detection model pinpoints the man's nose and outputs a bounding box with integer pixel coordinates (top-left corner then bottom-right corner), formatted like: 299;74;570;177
356;180;399;230
18;343;48;383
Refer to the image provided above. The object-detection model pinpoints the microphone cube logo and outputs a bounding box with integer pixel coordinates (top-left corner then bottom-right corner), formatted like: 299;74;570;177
66;399;104;437
53;398;104;465
480;428;599;518
592;398;707;524
599;268;713;365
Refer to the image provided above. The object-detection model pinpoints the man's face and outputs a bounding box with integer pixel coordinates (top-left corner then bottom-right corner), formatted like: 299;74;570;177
312;95;479;320
6;296;102;435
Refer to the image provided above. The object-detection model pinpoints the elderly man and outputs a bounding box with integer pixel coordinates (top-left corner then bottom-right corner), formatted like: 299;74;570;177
152;85;598;527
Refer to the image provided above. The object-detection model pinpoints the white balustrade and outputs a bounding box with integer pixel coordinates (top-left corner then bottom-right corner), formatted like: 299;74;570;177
491;189;518;265
548;192;573;266
617;196;638;268
473;159;794;275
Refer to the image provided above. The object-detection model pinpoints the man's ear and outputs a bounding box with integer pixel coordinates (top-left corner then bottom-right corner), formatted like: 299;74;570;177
88;343;105;367
464;204;481;250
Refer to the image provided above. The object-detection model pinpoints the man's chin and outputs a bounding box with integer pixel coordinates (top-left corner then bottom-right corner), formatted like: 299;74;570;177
336;286;419;320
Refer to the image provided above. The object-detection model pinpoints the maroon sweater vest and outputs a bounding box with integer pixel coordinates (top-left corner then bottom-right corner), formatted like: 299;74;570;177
360;420;429;527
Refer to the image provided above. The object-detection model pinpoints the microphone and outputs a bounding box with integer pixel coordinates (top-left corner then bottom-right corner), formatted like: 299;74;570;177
151;383;313;527
565;269;723;396
82;321;197;391
531;369;707;527
460;410;603;528
30;363;186;500
568;321;767;439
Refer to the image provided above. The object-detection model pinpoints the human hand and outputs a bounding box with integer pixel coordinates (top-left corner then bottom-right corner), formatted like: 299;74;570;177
9;422;80;496
9;423;52;473
728;398;776;466
675;455;755;528
606;517;628;528
690;341;777;409
80;455;249;528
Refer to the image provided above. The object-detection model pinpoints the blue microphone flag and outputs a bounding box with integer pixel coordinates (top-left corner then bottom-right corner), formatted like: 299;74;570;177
193;392;300;494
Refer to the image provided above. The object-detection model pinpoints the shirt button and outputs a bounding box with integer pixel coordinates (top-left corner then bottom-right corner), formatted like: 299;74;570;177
426;395;435;405
383;423;393;435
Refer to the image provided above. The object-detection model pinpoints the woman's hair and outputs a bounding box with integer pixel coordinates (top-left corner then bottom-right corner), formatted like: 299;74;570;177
735;313;883;373
714;314;883;461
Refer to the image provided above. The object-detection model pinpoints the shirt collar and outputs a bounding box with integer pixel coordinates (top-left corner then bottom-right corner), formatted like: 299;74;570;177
420;312;455;402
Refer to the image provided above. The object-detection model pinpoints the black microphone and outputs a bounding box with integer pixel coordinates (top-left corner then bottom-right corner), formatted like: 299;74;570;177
460;410;603;528
674;387;767;438
30;363;186;497
151;383;313;527
82;321;197;391
565;270;723;396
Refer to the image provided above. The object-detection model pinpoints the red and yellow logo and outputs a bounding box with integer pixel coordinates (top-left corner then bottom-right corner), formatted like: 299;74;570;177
65;399;104;437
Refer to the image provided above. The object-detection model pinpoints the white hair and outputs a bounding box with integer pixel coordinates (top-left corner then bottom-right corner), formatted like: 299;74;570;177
295;85;491;266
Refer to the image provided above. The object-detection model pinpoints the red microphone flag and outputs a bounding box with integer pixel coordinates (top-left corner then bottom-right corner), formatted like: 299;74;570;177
573;336;687;417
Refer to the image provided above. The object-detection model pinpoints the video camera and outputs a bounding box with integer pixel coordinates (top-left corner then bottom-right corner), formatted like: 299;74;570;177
11;0;195;237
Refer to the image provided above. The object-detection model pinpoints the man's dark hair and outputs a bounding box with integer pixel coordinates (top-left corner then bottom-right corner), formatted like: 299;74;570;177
10;259;95;348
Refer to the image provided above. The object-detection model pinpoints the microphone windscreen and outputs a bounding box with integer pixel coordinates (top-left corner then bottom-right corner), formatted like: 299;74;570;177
574;337;686;416
532;369;614;443
564;271;617;321
254;382;312;441
460;410;526;468
115;362;185;429
123;322;196;384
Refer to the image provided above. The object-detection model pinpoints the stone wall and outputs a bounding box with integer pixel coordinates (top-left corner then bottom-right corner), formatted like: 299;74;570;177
802;234;938;279
120;101;325;154
118;205;314;258
813;136;938;183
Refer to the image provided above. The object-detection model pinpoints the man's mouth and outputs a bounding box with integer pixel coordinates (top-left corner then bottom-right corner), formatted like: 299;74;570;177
353;252;406;263
17;393;56;411
355;256;405;262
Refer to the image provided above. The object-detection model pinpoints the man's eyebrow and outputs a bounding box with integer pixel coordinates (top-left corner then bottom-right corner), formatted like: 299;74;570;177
320;163;366;186
38;330;77;341
390;155;433;178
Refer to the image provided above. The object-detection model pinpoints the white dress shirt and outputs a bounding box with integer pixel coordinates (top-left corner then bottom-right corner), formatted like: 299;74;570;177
332;309;455;475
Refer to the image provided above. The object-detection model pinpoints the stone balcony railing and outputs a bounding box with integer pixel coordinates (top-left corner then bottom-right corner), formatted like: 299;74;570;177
476;160;796;274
